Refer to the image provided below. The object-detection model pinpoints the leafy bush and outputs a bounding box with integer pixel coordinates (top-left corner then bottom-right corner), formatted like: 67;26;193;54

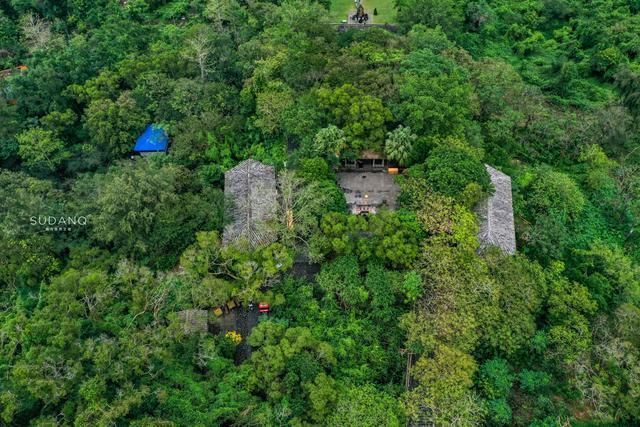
424;140;491;197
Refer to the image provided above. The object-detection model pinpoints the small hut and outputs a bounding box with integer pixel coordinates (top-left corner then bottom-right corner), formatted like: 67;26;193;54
176;309;209;334
477;165;516;254
133;124;169;156
0;65;27;80
342;150;390;170
223;159;278;247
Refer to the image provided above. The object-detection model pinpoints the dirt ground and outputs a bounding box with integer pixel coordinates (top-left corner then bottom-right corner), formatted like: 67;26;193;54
338;171;400;214
211;306;260;364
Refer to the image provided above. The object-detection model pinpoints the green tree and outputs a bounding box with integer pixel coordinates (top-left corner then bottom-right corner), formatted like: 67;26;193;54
401;271;423;304
0;170;61;288
486;398;512;425
481;250;547;356
424;139;491;198
84;92;149;160
570;242;640;311
204;0;245;33
311;211;420;268
316;256;368;310
78;161;179;254
248;322;336;401
328;384;404;426
254;81;294;135
16;127;68;171
405;345;481;426
395;49;477;141
518;369;551;394
527;167;586;220
546;263;597;365
312;125;347;159
478;358;513;400
276;170;332;246
615;66;640;117
304;373;338;424
385;125;416;166
316;84;391;152
73;161;223;267
396;0;465;35
180;231;293;300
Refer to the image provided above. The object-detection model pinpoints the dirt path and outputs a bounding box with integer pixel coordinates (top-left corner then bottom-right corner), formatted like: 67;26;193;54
212;306;259;364
234;307;259;364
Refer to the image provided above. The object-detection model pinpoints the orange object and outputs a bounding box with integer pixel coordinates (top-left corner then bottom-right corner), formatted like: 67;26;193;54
387;167;399;175
17;65;28;71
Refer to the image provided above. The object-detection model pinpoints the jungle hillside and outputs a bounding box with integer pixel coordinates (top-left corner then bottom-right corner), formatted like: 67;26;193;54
1;0;640;426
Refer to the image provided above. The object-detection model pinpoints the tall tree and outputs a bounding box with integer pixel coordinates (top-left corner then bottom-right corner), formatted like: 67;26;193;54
84;92;149;160
385;125;416;166
16;127;68;172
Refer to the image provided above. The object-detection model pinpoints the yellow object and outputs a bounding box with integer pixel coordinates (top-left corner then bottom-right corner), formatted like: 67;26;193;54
226;300;237;310
213;307;223;317
225;331;242;344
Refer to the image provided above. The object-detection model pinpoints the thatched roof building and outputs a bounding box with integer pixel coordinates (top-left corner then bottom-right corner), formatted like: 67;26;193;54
477;165;516;254
223;159;278;247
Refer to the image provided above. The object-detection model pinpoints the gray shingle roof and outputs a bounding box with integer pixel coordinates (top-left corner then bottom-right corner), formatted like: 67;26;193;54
223;159;277;247
477;165;516;254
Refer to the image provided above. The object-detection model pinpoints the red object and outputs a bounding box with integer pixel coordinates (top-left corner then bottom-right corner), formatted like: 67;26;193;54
258;302;270;314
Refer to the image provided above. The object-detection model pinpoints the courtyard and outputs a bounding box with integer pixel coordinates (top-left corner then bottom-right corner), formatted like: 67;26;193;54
329;0;397;24
338;171;400;214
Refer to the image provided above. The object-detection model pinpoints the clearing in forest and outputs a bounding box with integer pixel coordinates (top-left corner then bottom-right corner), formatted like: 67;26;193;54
329;0;397;24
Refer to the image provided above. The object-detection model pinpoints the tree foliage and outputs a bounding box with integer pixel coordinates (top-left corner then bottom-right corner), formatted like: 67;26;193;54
2;0;640;425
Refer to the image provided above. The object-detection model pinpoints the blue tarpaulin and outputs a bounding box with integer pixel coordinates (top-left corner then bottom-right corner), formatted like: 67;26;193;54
133;124;169;153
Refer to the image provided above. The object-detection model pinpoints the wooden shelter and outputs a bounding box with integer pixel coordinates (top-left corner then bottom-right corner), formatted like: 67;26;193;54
342;150;389;170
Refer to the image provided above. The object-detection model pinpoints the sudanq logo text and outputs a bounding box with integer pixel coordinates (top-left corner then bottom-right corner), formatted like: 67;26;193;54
30;216;88;227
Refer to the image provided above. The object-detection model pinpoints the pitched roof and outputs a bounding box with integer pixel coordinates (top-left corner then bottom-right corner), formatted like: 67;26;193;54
360;150;384;160
223;159;278;247
477;165;516;254
133;124;169;153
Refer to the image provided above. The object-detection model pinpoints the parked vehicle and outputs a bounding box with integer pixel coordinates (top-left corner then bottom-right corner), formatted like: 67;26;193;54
258;303;270;314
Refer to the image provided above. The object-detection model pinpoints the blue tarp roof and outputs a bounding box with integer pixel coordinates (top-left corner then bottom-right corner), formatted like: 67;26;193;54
133;124;169;152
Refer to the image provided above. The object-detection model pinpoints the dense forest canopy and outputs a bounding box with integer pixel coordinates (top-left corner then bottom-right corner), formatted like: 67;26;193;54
1;0;640;425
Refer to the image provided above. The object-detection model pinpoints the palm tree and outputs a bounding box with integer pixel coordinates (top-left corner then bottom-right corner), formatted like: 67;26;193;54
384;125;416;166
314;125;347;159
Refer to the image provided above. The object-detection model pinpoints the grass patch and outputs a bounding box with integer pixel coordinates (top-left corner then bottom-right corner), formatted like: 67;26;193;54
328;0;397;24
